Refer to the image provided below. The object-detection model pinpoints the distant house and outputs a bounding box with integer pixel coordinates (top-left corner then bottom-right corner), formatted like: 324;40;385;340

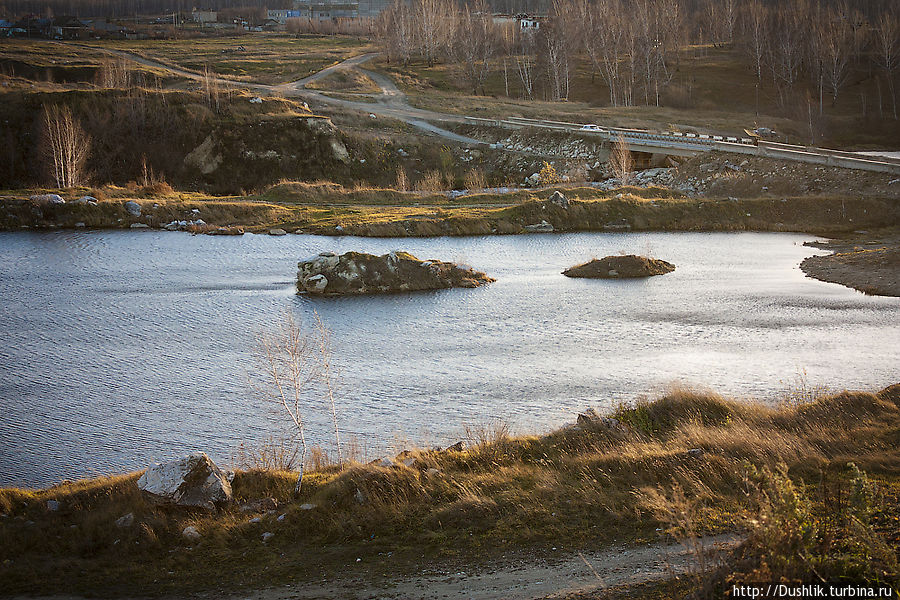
517;17;541;31
84;19;127;38
516;13;541;30
266;9;302;23
293;0;360;20
12;16;48;37
49;16;89;39
191;9;218;24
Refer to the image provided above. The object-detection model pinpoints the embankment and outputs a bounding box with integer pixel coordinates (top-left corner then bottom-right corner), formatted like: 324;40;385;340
3;188;898;238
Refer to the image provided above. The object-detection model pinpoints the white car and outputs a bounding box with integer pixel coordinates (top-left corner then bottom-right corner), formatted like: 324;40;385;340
580;124;601;131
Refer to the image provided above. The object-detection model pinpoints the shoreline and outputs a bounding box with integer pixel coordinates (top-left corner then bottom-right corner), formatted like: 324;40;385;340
1;383;898;598
4;188;900;297
800;235;900;297
3;189;898;237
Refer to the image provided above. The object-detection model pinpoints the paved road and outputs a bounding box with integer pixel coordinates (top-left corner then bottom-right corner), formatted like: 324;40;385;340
63;43;900;173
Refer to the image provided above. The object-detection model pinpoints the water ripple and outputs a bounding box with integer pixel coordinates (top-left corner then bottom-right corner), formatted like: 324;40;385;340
0;230;898;487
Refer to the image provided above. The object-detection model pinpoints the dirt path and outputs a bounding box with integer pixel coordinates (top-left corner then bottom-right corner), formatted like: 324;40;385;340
238;534;739;600
69;44;484;146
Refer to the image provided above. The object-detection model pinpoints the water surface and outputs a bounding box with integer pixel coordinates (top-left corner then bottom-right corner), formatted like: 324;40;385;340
0;230;897;487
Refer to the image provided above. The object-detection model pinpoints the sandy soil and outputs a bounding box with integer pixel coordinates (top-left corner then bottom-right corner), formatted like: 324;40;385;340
801;235;900;297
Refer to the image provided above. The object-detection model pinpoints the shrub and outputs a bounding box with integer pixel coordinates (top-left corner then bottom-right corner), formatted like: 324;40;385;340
704;463;898;593
538;161;559;185
415;170;446;192
463;168;487;191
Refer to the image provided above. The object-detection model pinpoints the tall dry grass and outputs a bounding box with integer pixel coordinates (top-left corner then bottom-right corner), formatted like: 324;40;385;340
1;383;898;595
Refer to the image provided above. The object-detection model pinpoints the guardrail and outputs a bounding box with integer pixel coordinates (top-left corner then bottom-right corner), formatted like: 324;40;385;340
463;115;900;174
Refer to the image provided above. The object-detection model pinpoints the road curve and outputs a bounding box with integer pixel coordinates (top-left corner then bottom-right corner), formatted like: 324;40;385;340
70;43;484;146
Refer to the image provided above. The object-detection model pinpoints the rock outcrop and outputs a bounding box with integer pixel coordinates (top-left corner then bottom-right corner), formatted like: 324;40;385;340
137;452;233;510
563;255;675;278
297;251;494;295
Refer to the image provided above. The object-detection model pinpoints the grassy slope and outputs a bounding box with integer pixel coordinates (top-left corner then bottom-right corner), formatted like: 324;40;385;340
1;385;898;596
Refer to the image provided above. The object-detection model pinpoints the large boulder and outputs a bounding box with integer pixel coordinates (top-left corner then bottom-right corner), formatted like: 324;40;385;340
297;251;495;295
548;191;570;209
30;194;65;205
137;452;232;510
563;255;675;279
124;201;142;217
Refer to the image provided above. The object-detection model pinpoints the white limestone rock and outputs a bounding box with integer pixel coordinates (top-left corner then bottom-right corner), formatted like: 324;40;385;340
137;452;232;510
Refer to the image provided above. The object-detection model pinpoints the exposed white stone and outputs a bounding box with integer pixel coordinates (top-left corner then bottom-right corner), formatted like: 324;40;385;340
137;452;232;510
31;194;65;205
304;274;328;293
182;526;201;540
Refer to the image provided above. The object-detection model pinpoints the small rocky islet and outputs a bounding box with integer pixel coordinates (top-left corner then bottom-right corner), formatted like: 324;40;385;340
297;251;495;295
563;255;676;279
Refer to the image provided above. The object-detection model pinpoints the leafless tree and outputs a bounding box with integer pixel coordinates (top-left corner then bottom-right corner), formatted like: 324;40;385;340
743;0;768;83
768;5;806;105
609;132;633;185
377;0;416;64
819;6;854;106
415;0;456;66
514;27;537;99
256;311;342;493
720;0;738;45
541;16;571;101
453;0;496;95
595;0;626;106
41;104;91;189
874;8;900;118
577;0;602;83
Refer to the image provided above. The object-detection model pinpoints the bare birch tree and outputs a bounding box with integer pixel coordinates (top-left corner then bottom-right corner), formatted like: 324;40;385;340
41;104;91;189
376;0;415;65
609;132;633;185
256;311;343;493
515;27;537;99
415;0;456;66
453;0;495;95
819;7;854;106
875;9;900;119
743;0;768;84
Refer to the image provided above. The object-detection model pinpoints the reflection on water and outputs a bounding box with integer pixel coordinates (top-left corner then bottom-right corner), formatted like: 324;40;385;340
0;230;897;487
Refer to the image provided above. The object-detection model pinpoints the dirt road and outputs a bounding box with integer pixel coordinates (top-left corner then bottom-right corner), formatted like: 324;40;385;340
71;44;484;146
235;534;739;600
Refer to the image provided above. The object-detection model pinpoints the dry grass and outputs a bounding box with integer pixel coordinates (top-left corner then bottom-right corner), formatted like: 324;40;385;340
1;384;898;595
3;183;898;237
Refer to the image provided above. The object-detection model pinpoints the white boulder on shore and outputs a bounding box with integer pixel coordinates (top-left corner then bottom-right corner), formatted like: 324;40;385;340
137;452;233;510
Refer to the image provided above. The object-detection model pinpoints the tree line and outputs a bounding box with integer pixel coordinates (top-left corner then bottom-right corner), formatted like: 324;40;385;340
375;0;900;117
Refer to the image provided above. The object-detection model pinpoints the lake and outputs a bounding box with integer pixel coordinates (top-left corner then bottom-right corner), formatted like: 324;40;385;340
1;230;897;488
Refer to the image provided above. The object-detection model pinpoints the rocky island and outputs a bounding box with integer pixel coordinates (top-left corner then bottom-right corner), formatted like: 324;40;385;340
297;251;495;295
563;255;676;278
